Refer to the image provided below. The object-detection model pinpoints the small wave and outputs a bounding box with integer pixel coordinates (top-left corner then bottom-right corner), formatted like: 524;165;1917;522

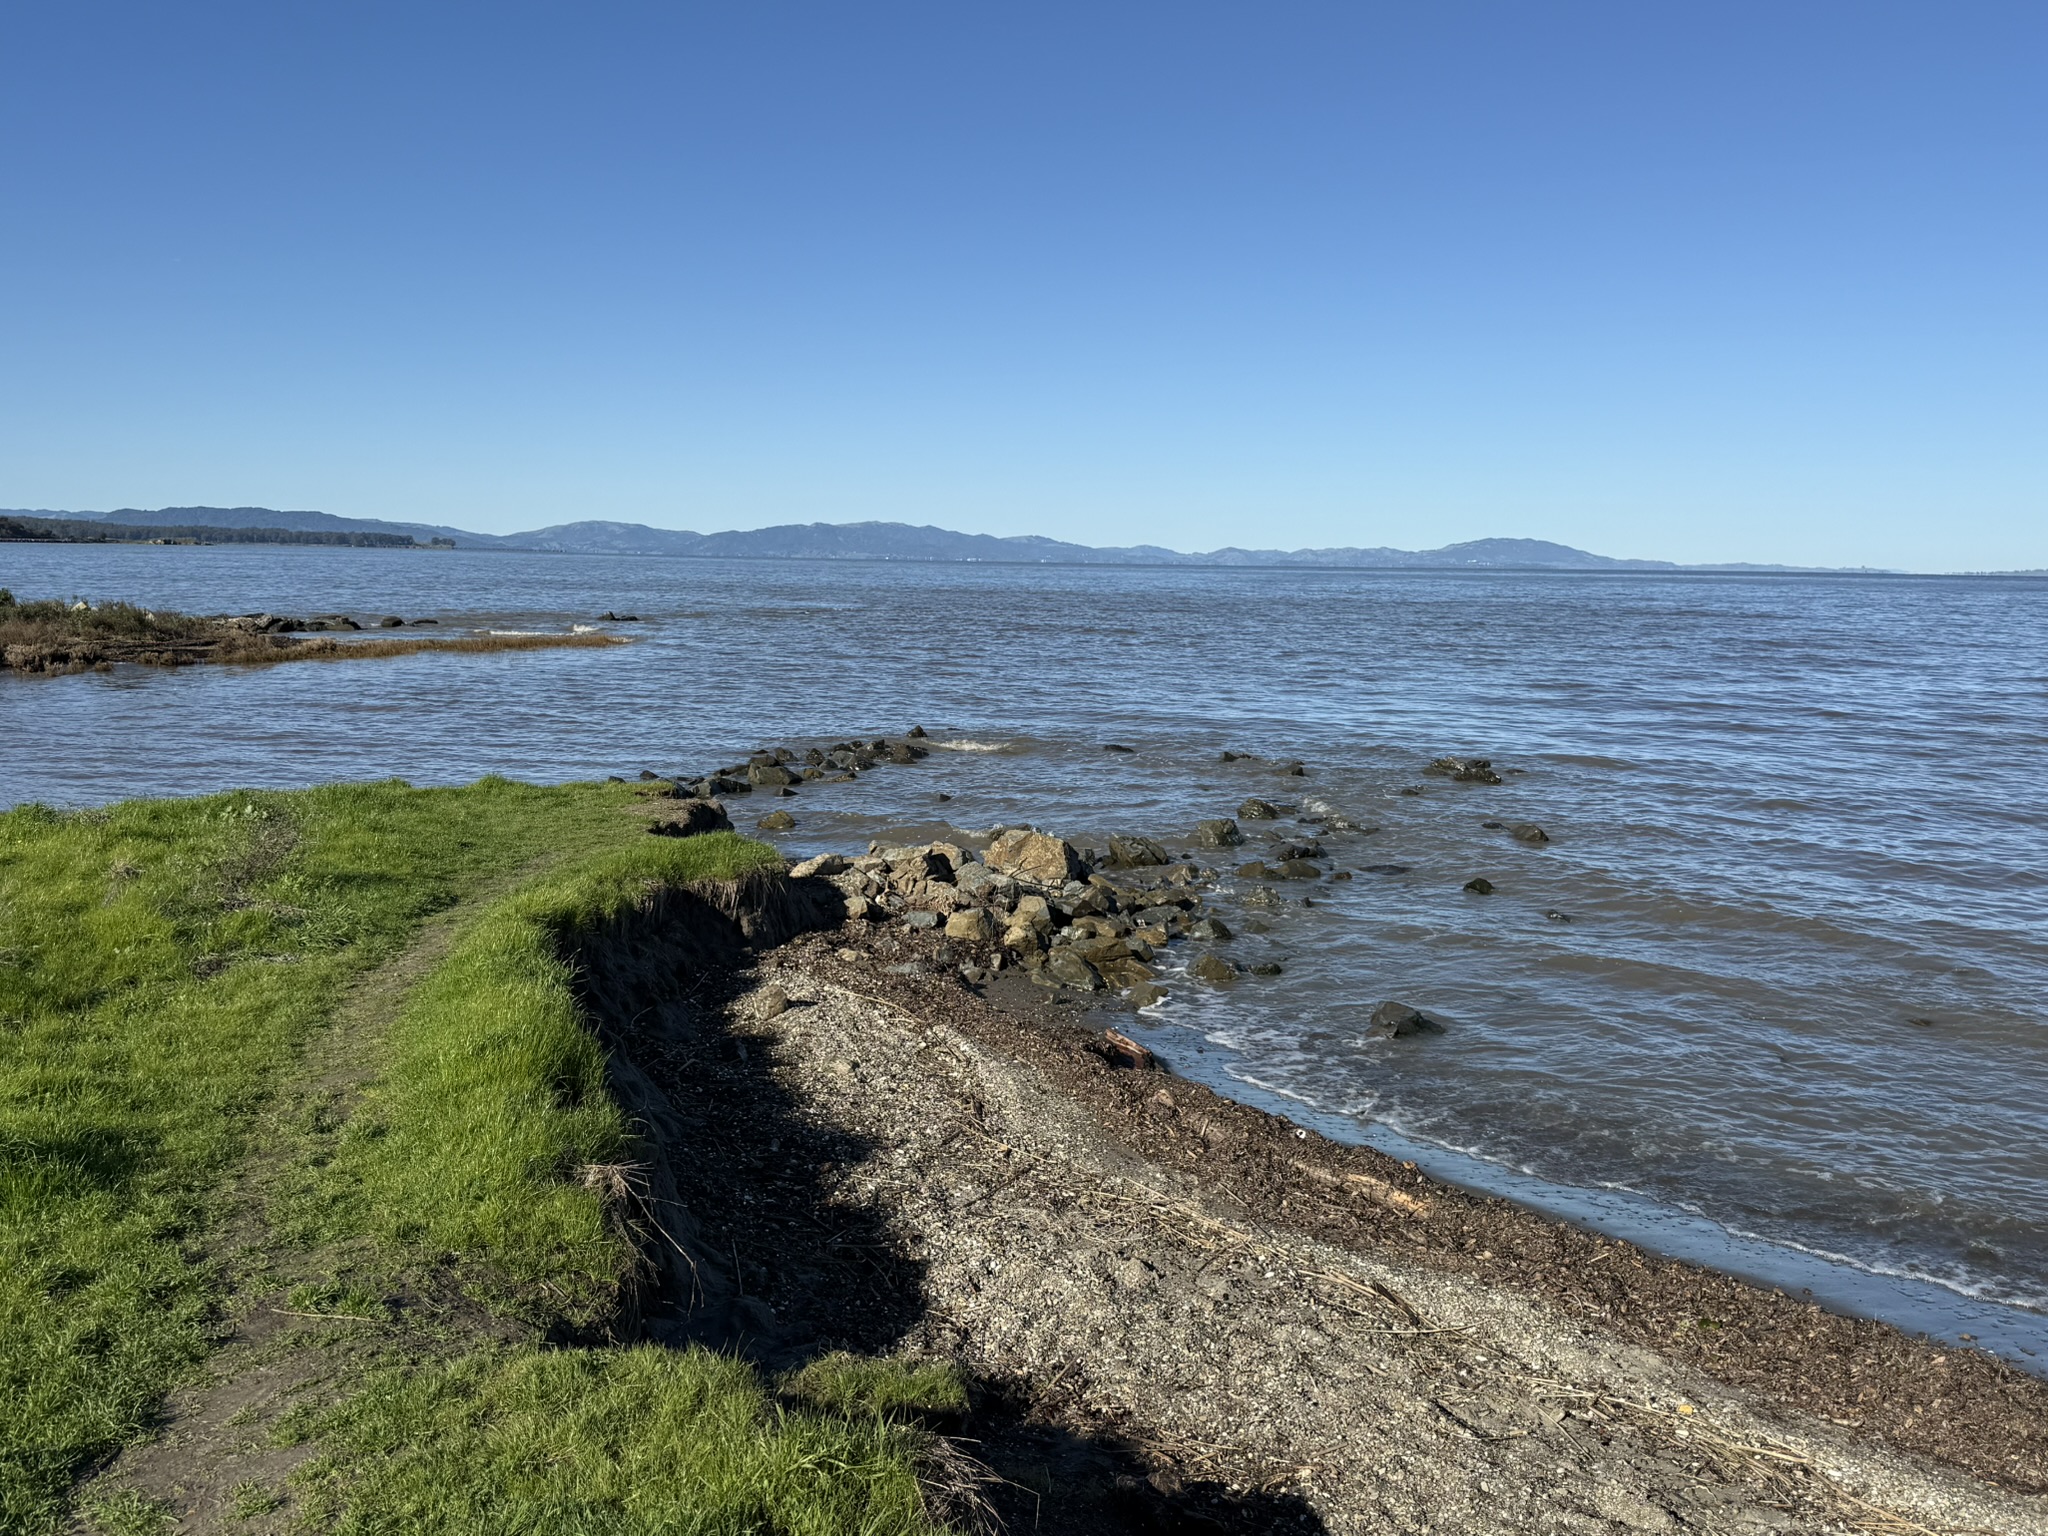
484;629;547;636
933;739;1014;753
570;624;599;634
1716;1224;2048;1314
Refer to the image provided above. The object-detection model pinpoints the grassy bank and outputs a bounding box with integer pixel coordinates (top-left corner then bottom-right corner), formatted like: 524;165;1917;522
1;779;952;1534
0;590;622;673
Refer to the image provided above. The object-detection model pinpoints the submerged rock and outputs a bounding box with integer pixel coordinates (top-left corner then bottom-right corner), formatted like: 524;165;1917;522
1368;1001;1445;1038
1511;822;1551;844
1190;952;1238;983
1463;876;1494;894
757;810;797;831
1239;798;1280;821
1194;818;1244;847
1427;756;1503;785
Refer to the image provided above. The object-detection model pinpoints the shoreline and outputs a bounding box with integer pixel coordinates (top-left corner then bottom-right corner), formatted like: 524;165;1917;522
1144;1032;2048;1372
630;733;2048;1383
614;910;2048;1528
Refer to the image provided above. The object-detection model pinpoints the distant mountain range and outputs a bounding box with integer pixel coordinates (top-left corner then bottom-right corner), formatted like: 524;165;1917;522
6;506;1885;572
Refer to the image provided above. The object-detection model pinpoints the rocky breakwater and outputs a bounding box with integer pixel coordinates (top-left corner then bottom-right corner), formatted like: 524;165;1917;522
791;828;1229;1010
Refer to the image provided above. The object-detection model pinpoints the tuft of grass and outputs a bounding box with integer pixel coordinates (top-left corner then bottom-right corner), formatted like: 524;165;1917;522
0;778;702;1532
293;1345;948;1536
304;831;781;1328
783;1354;971;1423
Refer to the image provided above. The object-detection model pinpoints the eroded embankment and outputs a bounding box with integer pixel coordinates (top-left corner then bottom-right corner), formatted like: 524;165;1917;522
557;859;2045;1535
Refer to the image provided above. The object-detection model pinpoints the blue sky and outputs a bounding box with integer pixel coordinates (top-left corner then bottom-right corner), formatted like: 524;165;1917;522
2;3;2042;569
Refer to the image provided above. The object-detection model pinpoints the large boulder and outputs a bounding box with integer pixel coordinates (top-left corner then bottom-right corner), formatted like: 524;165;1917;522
748;763;796;787
1194;818;1244;848
1238;798;1280;821
985;829;1086;886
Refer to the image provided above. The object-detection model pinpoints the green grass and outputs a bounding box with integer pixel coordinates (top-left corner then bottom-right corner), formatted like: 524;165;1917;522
4;777;962;1536
288;1346;948;1536
0;778;699;1531
304;830;781;1328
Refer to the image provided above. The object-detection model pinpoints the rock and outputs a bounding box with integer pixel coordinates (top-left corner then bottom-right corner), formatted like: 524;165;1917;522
757;810;796;831
1250;962;1284;976
883;740;926;763
1235;861;1273;880
908;725;928;738
1330;870;1353;881
1194;817;1244;848
1238;797;1279;821
1102;1028;1156;1069
892;848;955;884
771;747;796;764
1219;750;1245;761
772;786;797;798
705;774;750;795
1009;893;1054;931
1462;876;1494;894
1045;949;1104;991
789;854;849;879
1273;839;1324;861
1002;924;1043;954
1274;759;1307;776
1107;834;1168;868
606;775;624;783
1545;909;1573;922
1426;755;1503;785
1103;743;1135;753
952;862;1006;900
377;616;405;628
985;829;1086;886
1481;820;1504;830
1189;916;1232;941
648;800;733;837
637;769;662;781
1128;981;1168;1007
1398;785;1425;796
945;909;995;944
1241;886;1283;909
1191;952;1237;983
905;910;941;931
755;985;790;1019
409;617;436;625
1368;1001;1445;1038
597;610;641;622
1275;859;1322;880
748;762;795;787
1362;863;1413;876
1511;822;1550;844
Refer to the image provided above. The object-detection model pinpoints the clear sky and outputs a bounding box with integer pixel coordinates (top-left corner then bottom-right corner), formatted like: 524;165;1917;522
2;3;2042;569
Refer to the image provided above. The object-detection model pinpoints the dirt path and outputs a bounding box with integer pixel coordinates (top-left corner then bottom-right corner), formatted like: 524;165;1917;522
622;923;2047;1536
74;879;538;1535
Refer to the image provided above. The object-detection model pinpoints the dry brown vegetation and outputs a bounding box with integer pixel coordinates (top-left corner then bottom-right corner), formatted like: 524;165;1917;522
0;591;622;674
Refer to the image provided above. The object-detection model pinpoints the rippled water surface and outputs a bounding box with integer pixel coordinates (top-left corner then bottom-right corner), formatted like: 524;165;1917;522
6;545;2046;1356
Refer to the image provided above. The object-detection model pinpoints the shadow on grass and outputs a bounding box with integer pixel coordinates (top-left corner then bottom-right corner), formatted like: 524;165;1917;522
571;877;1329;1536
